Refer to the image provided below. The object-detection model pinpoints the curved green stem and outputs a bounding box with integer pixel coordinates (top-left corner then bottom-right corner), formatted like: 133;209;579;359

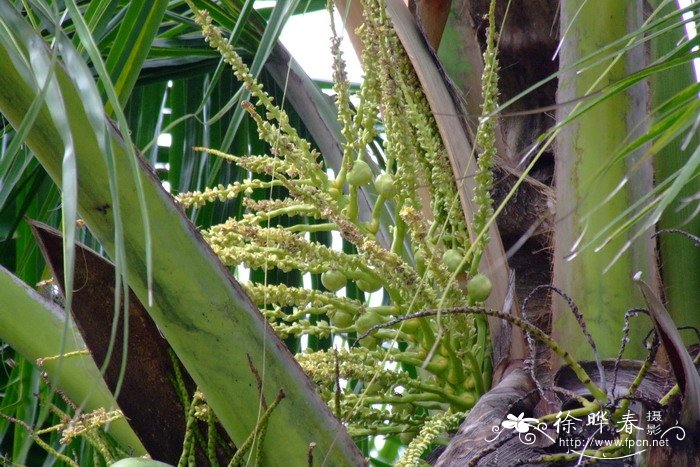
391;210;406;256
347;185;359;222
464;350;486;397
286;222;337;233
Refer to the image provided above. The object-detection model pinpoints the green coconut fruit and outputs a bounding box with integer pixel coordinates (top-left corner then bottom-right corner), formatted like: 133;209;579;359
111;459;173;467
401;317;422;336
330;310;354;328
355;311;385;335
374;173;397;197
467;273;492;302
321;270;347;291
429;355;449;374
356;274;382;293
347;160;373;186
442;248;464;273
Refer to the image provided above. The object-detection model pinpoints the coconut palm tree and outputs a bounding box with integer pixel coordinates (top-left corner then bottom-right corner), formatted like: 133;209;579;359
0;0;697;465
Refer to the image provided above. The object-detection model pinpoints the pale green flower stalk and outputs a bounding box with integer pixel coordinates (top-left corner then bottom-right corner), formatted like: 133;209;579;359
396;410;465;466
362;0;420;215
363;0;470;250
352;24;380;155
470;0;499;274
328;0;356;190
177;179;282;208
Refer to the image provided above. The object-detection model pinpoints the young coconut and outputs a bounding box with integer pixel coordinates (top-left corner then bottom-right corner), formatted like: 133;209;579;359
356;275;382;293
467;273;492;302
442;248;465;274
374;172;397;198
329;310;355;328
112;459;172;467
355;310;385;336
321;269;347;292
347;160;373;186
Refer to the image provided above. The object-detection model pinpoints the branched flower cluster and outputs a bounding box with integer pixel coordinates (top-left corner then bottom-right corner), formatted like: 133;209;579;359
397;410;465;466
471;0;500;266
183;0;501;444
60;408;124;445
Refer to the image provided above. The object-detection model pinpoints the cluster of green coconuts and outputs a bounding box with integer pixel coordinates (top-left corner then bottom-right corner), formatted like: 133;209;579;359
323;161;492;338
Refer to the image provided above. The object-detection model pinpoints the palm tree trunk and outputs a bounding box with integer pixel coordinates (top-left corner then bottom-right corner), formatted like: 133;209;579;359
649;0;700;333
553;0;659;360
